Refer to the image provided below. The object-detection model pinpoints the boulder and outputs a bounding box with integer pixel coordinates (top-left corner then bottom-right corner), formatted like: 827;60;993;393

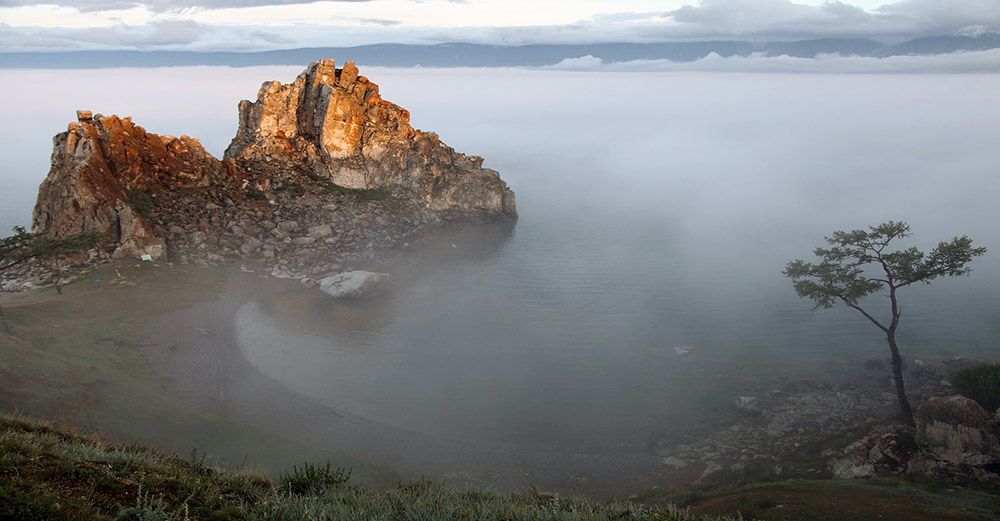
915;395;1000;465
276;220;299;233
830;425;918;478
318;270;389;298
307;224;333;238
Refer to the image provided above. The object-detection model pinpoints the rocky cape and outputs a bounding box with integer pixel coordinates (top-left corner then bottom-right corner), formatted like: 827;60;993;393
23;59;515;284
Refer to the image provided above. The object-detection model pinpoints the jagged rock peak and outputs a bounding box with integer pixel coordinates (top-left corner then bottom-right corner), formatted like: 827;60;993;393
226;59;409;162
225;59;516;217
32;111;223;260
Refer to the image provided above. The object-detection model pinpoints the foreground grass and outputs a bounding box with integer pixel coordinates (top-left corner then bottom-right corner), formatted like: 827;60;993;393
0;413;735;521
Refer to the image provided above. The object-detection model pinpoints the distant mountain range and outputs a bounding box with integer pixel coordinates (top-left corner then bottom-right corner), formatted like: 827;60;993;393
2;34;999;69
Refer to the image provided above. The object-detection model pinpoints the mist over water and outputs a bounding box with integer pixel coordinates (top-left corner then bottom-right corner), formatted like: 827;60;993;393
2;67;999;478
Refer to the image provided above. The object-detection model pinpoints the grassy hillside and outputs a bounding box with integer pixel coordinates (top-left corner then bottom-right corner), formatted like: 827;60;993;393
0;413;729;521
4;412;1000;520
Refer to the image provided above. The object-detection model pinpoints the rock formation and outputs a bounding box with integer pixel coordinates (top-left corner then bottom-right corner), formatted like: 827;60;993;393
29;60;516;270
225;59;515;216
830;395;1000;482
32;111;223;259
915;395;1000;465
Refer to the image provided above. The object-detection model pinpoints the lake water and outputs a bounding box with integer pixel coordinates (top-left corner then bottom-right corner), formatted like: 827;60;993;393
2;67;999;485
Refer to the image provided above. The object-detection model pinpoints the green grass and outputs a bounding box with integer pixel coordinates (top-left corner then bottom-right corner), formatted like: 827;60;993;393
278;462;351;495
126;190;155;218
0;413;734;521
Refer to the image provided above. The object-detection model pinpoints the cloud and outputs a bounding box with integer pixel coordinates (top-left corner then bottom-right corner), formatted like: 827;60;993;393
0;1;140;11
652;0;1000;40
546;48;1000;74
2;0;1000;52
875;0;1000;35
0;19;207;49
0;19;307;50
357;18;402;27
0;1;371;11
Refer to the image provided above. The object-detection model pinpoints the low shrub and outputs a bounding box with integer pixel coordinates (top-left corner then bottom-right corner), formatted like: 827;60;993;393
126;189;155;217
950;363;1000;412
278;462;351;495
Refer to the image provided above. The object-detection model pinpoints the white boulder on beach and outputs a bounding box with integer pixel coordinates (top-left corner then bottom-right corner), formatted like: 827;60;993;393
318;270;390;298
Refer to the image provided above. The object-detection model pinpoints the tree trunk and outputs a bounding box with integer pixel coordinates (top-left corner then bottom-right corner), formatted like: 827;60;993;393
887;331;914;426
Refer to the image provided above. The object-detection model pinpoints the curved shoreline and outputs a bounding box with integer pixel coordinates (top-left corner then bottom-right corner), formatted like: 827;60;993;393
148;264;681;497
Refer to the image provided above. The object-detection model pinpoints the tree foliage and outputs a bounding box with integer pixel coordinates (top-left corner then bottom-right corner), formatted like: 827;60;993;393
0;226;106;274
785;221;986;330
950;363;1000;413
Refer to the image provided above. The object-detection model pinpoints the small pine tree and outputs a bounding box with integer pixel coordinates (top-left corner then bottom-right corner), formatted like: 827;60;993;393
785;221;986;425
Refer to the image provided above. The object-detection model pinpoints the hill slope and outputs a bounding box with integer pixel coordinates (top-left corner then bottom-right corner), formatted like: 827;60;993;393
0;413;723;521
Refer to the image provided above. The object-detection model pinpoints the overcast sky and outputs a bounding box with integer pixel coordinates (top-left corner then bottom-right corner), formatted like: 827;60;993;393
1;0;998;52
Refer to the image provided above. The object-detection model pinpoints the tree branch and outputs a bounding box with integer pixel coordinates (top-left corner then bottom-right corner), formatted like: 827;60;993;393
839;296;889;333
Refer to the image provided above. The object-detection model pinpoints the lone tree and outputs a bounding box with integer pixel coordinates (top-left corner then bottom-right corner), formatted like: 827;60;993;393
784;221;986;426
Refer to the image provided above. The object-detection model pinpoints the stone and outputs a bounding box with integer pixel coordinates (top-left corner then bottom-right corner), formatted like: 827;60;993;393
276;220;299;233
661;456;689;469
915;395;1000;464
734;396;762;415
830;425;918;478
240;237;263;254
317;270;389;298
307;224;333;238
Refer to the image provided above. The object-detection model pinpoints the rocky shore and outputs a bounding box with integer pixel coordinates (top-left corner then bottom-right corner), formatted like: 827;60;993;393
656;356;1000;485
7;58;515;291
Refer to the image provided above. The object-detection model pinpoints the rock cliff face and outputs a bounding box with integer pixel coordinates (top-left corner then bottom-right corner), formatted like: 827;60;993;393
225;59;515;216
32;111;224;259
30;60;516;267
